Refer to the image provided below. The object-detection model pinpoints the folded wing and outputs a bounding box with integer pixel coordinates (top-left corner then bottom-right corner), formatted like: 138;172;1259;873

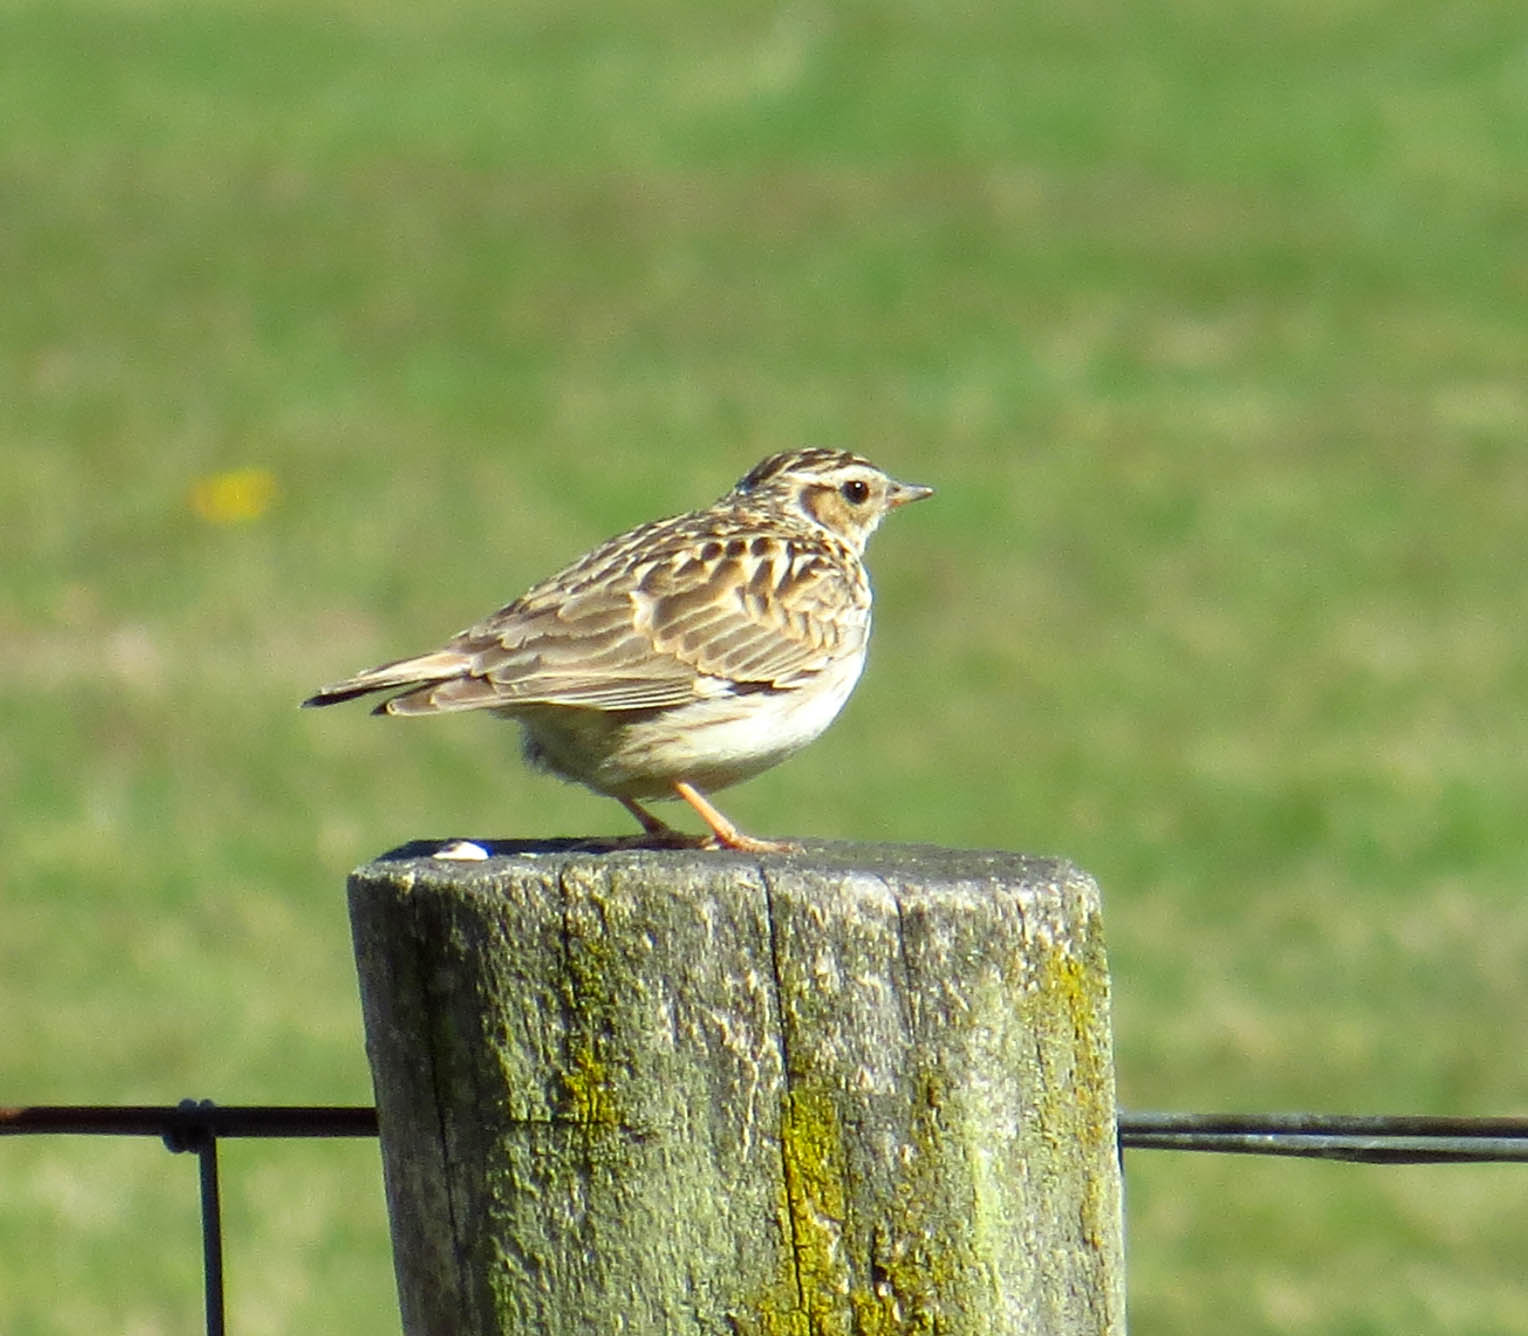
306;518;871;718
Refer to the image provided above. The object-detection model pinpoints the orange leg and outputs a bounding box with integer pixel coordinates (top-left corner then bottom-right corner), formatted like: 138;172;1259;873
673;782;795;854
618;797;702;846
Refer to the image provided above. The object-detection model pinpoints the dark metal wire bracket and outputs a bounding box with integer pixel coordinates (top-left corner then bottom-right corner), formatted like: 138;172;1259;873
0;1101;378;1336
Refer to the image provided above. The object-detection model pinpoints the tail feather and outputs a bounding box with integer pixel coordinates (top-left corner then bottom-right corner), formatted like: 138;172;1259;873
301;649;475;710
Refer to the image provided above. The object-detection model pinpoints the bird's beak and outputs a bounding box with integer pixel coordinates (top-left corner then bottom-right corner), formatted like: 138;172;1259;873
887;479;935;508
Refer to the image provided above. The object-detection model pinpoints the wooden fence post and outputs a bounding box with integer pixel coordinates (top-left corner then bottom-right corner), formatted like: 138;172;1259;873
349;840;1124;1335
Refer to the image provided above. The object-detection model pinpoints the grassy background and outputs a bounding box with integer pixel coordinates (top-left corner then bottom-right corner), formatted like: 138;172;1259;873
4;0;1527;1330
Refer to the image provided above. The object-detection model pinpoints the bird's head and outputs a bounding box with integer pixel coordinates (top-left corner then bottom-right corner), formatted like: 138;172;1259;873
730;448;933;553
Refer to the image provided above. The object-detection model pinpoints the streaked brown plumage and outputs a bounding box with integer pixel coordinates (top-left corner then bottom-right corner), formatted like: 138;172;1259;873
303;448;932;850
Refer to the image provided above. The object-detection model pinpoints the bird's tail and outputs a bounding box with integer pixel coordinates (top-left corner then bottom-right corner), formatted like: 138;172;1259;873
301;650;475;715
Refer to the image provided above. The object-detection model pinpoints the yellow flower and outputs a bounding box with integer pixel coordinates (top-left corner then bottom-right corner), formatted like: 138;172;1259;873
189;467;278;525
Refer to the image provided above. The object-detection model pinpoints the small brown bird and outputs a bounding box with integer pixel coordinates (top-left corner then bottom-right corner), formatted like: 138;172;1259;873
303;448;932;851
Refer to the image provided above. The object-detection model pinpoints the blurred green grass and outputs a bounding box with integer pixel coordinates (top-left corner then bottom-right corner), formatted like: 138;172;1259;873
4;0;1527;1331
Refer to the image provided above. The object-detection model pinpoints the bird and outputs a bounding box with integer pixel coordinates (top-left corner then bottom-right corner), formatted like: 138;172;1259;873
302;448;932;852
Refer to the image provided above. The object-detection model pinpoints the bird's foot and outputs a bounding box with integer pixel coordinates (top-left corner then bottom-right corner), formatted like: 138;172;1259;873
672;783;797;854
700;830;799;854
615;790;797;854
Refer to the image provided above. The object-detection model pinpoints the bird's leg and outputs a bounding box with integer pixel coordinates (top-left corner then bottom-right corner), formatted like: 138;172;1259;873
617;797;704;848
673;782;796;854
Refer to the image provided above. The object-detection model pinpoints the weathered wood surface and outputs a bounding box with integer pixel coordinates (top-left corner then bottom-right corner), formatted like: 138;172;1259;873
349;840;1124;1335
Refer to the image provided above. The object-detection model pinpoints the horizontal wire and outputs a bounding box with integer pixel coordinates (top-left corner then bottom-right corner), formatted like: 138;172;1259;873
4;1105;1527;1163
0;1104;377;1140
1117;1112;1528;1163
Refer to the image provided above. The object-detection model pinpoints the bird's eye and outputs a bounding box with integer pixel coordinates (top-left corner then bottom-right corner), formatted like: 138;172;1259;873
840;479;871;505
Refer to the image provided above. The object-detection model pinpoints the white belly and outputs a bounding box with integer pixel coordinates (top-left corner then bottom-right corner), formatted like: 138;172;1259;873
517;651;867;799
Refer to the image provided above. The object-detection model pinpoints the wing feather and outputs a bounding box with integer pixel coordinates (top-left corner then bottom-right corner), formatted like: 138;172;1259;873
332;510;870;718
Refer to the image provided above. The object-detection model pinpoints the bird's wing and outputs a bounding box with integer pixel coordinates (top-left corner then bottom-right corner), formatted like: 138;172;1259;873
385;517;870;716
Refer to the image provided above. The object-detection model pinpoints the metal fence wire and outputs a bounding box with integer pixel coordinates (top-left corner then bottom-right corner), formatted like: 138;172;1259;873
2;1102;1526;1336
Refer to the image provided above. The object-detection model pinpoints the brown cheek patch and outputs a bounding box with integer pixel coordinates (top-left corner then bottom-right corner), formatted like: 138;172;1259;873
799;484;839;529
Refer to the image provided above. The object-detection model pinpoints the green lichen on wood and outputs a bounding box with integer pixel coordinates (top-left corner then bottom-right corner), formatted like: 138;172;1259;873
850;1072;980;1336
1025;923;1119;1256
552;871;626;1130
734;1082;866;1336
738;1073;981;1336
779;1083;851;1333
556;1038;618;1126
